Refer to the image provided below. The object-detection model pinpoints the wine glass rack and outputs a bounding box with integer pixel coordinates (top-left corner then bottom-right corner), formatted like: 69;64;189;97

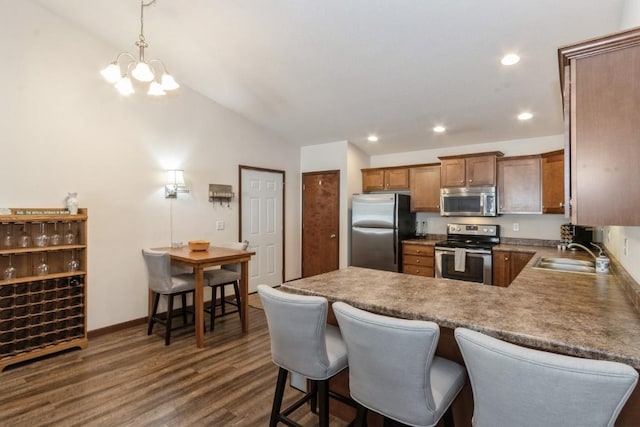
0;208;88;371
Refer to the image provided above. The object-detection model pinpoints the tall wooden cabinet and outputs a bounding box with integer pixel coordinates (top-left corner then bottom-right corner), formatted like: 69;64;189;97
559;28;640;225
409;164;441;212
439;152;503;188
0;209;88;371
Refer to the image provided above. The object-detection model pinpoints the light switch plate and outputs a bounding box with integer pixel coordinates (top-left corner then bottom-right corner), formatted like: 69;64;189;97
216;220;224;230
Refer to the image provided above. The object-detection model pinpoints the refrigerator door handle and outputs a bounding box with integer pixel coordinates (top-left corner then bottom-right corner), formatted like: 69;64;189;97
393;228;397;265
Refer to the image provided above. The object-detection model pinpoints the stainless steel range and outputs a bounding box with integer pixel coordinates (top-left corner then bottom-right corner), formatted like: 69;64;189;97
435;223;500;285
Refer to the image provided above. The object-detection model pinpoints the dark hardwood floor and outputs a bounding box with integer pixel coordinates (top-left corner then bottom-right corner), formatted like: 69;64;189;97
0;307;349;426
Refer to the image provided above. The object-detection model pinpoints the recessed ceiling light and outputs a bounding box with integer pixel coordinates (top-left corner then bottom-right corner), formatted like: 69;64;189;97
501;53;520;66
433;125;446;133
367;135;379;142
518;112;533;121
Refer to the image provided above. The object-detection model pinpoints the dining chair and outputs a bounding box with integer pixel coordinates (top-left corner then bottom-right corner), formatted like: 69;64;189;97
333;301;466;427
203;241;248;331
142;249;197;345
257;284;353;427
454;327;639;427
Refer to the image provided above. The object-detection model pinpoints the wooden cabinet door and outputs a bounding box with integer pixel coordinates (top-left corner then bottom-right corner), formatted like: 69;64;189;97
509;252;534;283
542;150;565;214
410;165;441;212
492;250;510;287
561;29;640;225
362;170;385;192
497;157;542;214
385;168;409;190
466;155;496;186
441;159;466;187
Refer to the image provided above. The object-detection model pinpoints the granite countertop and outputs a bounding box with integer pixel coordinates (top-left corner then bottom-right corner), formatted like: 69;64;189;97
282;246;640;369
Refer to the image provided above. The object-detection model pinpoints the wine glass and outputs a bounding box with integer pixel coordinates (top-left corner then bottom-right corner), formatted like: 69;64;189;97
34;223;49;247
64;223;75;245
17;227;31;248
3;255;16;280
49;222;62;246
2;224;14;249
67;249;80;272
36;253;49;276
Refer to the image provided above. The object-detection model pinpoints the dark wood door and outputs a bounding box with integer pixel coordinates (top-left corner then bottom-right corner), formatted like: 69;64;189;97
302;171;340;277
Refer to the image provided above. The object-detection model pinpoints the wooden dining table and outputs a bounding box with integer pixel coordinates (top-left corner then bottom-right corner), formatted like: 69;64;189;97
152;245;255;348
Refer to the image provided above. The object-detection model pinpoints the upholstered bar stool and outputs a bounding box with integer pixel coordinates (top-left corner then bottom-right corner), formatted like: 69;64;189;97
257;284;352;427
203;241;248;331
454;328;638;427
142;249;197;346
333;301;466;427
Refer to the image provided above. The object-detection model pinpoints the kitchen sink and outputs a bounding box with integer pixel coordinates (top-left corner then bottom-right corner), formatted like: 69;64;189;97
533;257;597;274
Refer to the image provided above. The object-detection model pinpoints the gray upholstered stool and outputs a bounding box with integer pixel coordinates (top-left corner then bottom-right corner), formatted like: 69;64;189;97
333;301;466;427
257;284;352;427
454;327;638;427
203;241;248;331
142;249;197;346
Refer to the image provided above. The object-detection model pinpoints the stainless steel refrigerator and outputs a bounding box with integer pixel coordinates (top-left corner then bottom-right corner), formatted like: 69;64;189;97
350;193;415;272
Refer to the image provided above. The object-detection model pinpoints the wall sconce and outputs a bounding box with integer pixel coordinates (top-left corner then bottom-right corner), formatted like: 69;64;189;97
165;170;190;198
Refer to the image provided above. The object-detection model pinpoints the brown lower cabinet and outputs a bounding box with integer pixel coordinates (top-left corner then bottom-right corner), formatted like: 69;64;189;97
492;249;534;287
402;243;434;277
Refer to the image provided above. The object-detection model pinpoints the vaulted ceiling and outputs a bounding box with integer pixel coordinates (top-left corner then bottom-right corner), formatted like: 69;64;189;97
36;0;626;155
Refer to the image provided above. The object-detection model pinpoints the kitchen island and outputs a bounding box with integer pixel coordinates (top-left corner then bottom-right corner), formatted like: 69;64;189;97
281;248;640;425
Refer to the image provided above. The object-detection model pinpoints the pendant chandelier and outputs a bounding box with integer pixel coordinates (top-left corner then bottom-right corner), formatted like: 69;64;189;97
100;0;179;96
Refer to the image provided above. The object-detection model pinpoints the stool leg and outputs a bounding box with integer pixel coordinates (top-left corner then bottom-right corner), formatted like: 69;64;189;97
318;379;329;427
233;280;242;320
442;406;454;427
270;367;288;427
310;380;318;414
220;285;226;315
148;292;160;335
210;285;217;331
165;294;174;346
355;404;368;427
181;293;188;324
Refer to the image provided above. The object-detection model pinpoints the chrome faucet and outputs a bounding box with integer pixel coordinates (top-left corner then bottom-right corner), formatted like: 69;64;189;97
567;242;598;260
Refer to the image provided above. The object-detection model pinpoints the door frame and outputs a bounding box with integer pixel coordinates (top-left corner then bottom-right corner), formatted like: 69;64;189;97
301;170;340;277
239;165;286;285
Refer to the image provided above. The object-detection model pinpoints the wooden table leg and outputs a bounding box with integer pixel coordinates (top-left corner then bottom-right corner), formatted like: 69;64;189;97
240;260;249;332
195;266;205;348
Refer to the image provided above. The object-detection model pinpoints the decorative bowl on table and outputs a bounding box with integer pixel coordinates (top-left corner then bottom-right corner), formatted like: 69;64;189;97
188;240;210;251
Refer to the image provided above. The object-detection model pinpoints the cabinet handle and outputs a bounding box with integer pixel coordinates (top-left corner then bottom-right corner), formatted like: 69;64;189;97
460;179;464;183
469;179;473;183
559;202;564;207
415;259;421;263
505;257;509;261
330;234;336;239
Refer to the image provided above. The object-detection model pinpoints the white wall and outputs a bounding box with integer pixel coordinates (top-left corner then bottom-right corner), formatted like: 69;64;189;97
0;2;301;330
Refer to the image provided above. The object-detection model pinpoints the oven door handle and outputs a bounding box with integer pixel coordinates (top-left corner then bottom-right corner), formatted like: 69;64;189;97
435;248;490;255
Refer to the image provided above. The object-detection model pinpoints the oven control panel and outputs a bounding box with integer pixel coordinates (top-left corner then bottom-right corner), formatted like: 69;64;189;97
447;223;499;237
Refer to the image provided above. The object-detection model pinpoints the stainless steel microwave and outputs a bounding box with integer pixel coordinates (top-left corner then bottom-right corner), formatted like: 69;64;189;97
440;186;497;217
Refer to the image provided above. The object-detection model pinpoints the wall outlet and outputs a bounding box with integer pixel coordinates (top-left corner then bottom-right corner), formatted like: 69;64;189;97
216;220;224;230
512;223;519;232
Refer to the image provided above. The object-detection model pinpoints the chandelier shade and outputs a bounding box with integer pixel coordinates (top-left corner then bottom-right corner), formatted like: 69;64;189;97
100;0;179;97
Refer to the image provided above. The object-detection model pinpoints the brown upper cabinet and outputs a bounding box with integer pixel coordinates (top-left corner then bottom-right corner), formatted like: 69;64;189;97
559;27;640;225
362;167;409;192
439;152;503;188
409;164;441;212
541;150;565;214
497;155;542;214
